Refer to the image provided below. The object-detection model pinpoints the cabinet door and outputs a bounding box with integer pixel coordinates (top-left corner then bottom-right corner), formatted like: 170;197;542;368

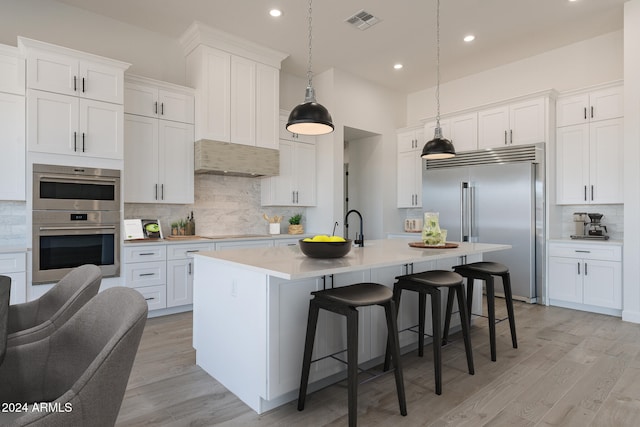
548;256;582;304
124;81;157;118
26;50;78;96
198;47;231;142
79;98;123;159
159;121;194;204
397;129;419;152
478;105;509;149
589;118;623;204
557;93;590;127
79;59;124;104
262;139;294;205
556;124;589;204
256;64;279;149
230;55;256;146
158;90;194;124
167;259;193;307
27;89;78;155
510;97;546;146
0;93;25;200
582;260;621;309
124;114;159;203
294;142;316;206
589;86;623;122
397;151;421;208
449;113;478;152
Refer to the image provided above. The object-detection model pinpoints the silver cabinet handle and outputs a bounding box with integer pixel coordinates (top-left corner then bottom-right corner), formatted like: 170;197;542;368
188;262;192;275
139;272;155;277
584;185;587;201
591;106;594;119
145;297;155;301
591;185;594;201
584;262;588;276
139;252;156;256
504;130;507;145
577;262;581;275
510;129;513;144
155;184;158;200
584;107;587;120
155;102;158;114
73;131;77;152
575;250;591;253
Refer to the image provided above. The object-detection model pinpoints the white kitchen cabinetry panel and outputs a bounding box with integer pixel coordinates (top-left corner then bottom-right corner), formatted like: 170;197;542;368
548;242;622;314
556;118;623;204
21;39;126;104
0;93;25;200
124;114;194;204
136;285;167;311
186;45;282;148
425;113;478;153
125;261;166;288
396;127;424;208
27;89;123;159
0;252;27;305
166;242;214;307
0;45;25;95
557;85;623;127
124;244;166;263
124;76;195;124
478;97;546;149
261;139;316;206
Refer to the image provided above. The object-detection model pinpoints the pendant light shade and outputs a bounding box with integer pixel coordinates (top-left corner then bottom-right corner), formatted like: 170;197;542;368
286;0;334;136
421;0;455;160
286;86;334;135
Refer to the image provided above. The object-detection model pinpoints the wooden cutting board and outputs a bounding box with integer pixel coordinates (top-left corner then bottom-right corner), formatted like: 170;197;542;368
408;242;459;249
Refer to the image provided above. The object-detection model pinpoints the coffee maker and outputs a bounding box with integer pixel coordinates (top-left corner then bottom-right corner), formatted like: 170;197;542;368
586;213;609;239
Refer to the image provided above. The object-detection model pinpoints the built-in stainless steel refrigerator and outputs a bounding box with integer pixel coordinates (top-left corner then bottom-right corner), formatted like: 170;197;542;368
422;143;544;302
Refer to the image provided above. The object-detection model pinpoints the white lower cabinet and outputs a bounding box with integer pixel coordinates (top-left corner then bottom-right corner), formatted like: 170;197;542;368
548;242;622;314
0;252;27;305
166;243;214;307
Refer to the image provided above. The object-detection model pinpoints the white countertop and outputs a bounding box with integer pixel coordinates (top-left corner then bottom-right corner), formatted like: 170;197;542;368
548;238;623;246
194;238;511;280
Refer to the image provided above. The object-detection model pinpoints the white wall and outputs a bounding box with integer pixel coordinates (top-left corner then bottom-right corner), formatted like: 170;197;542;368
407;30;623;125
623;0;640;323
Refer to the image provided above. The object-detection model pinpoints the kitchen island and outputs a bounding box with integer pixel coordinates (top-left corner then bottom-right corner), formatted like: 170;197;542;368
192;238;510;413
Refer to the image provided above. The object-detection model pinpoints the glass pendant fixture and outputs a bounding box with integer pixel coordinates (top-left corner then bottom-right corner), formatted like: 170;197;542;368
286;0;334;136
422;0;455;159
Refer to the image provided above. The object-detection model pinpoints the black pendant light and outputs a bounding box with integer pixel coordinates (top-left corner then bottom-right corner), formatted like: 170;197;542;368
286;0;334;136
422;0;455;159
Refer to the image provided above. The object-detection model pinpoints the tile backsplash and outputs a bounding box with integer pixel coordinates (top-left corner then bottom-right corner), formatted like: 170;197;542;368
125;174;304;237
560;204;623;240
0;201;27;247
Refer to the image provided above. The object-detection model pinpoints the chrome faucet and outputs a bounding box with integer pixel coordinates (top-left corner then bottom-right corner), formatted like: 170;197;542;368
345;209;364;247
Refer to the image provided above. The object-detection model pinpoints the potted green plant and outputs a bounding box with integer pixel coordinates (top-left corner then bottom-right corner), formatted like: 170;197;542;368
178;219;186;235
171;221;179;236
288;213;303;235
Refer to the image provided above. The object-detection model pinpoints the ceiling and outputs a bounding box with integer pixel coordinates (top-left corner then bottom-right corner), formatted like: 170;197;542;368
54;0;626;95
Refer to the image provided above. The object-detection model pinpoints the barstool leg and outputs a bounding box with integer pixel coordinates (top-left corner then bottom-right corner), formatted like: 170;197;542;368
384;300;407;416
502;273;518;349
383;285;403;372
486;276;497;362
456;284;474;375
418;291;426;357
346;307;359;427
298;301;320;411
441;288;455;346
466;277;474;320
429;288;442;395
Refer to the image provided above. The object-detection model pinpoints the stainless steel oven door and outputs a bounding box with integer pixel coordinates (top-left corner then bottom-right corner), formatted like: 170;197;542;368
33;210;120;284
33;164;120;211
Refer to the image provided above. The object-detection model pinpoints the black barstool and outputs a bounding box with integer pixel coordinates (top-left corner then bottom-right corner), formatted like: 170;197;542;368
383;270;474;395
443;262;518;362
298;283;407;427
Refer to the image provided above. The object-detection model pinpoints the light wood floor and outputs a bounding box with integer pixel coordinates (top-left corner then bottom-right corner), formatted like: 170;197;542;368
116;301;640;426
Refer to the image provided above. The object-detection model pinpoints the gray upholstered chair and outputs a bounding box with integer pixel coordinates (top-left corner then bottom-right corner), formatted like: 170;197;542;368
7;264;102;347
0;275;10;366
0;286;148;427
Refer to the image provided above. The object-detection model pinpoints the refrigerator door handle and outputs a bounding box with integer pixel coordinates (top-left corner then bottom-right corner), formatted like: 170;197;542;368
469;185;475;240
461;182;470;241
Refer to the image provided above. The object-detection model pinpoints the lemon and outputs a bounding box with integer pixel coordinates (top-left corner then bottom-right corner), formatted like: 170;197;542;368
311;235;330;242
303;238;313;242
327;236;346;242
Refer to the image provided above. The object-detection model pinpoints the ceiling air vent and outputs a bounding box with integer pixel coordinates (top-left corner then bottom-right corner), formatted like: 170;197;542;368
345;10;381;30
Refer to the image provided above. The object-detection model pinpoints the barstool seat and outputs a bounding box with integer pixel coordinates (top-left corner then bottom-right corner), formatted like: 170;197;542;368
298;283;407;427
444;261;518;362
383;270;474;395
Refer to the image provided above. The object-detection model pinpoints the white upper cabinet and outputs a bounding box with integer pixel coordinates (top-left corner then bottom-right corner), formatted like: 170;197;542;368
396;127;424;208
0;45;25;95
124;75;195;124
425;112;478;153
186;44;283;149
261;138;316;206
20;38;129;105
478;97;547;149
556;84;623;127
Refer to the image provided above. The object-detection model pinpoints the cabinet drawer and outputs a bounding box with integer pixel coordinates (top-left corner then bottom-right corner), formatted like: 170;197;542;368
0;252;26;273
135;285;167;311
548;243;621;261
124;245;166;263
167;243;214;260
125;261;166;288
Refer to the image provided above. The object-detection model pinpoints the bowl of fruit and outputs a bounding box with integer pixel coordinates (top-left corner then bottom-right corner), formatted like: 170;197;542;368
299;235;353;259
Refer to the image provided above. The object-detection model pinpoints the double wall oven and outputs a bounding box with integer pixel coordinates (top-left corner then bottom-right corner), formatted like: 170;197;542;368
32;164;121;284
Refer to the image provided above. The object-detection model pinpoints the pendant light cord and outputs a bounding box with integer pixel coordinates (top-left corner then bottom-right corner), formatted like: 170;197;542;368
307;0;313;87
435;0;441;129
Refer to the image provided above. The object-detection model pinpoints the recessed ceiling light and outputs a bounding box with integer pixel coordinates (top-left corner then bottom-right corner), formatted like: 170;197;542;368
394;63;403;70
463;35;475;42
269;9;282;17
